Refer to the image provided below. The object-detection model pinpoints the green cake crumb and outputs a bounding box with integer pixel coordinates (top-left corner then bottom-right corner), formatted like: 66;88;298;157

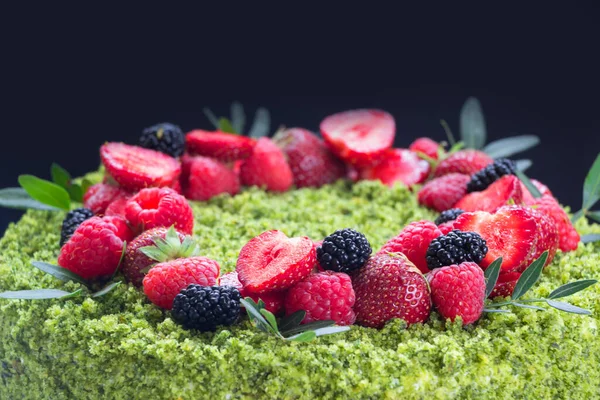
1;180;599;399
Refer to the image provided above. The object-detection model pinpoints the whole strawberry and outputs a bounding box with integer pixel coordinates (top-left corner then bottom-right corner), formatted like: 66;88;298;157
219;271;286;316
125;187;194;235
285;271;356;326
417;173;471;212
359;149;430;188
353;253;431;328
185;129;256;161
58;216;133;280
239;138;293;192
531;195;580;252
409;137;441;160
143;256;220;310
434;149;493;177
427;262;486;325
377;220;443;274
83;183;130;215
273;127;346;188
180;153;240;201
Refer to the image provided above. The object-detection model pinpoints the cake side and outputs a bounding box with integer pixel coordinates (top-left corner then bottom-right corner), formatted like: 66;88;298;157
1;180;600;399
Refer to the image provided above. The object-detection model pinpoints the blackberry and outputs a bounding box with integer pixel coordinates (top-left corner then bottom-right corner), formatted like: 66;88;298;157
435;208;465;225
426;230;487;270
139;122;185;158
467;158;516;192
172;284;241;331
60;208;94;247
317;228;372;273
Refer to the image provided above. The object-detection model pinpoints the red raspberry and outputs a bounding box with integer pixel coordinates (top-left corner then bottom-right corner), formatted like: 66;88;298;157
219;271;286;316
285;271;356;325
434;149;493;177
58;216;133;280
437;222;455;235
417;173;471;212
142;256;220;310
531;195;580;252
125;187;194;235
377;220;442;274
409;137;441;160
427;262;486;325
83;183;129;215
180;153;240;201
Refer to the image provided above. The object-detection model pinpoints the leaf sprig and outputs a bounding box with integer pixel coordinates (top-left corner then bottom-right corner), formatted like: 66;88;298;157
241;298;350;342
571;153;600;229
203;101;271;139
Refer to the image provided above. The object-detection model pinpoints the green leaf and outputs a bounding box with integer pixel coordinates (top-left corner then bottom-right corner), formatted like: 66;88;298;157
440;119;456;147
278;310;305;332
546;300;591;315
0;289;81;300
511;303;546;311
515;170;542;198
18;175;70;210
460;97;487;150
260;309;279;332
483;135;540;159
81;179;93;194
580;234;600;244
248;108;271;138
312;326;351;337
484;257;503;298
483;308;511;313
515;159;532;172
448;141;465;154
218;118;237;134
582;153;600;212
231;101;246;134
512;251;548;300
571;209;585;224
281;320;336;337
92;281;121;297
586;211;600;223
0;187;61;211
31;261;87;285
549;279;597;299
67;184;84;203
111;241;127;281
240;298;278;335
203;107;220;129
139;246;167;262
51;163;71;188
286;330;316;342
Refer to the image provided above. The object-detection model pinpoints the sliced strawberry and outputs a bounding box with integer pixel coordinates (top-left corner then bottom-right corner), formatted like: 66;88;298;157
100;142;181;191
236;230;316;293
320;109;395;167
521;179;554;205
83;183;129;215
359;149;429;188
219;271;286;316
180;154;240;201
185;130;256;161
239;138;293;192
452;206;537;272
455;175;523;213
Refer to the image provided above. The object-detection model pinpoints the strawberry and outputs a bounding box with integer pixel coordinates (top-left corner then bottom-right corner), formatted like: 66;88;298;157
452;206;538;272
219;271;286;316
100;142;182;191
489;271;521;298
58;215;133;280
125;187;194;235
320;109;395;167
521;179;553;205
236;230;316;293
359;149;430;188
185;129;256;161
417;173;471;212
434;149;493;177
455;175;523;213
239;138;293;192
83;183;130;215
353;253;431;328
142;256;220;310
409;137;441;160
427;262;486;325
273;127;346;188
377;220;443;274
180;154;240;201
531;195;580;252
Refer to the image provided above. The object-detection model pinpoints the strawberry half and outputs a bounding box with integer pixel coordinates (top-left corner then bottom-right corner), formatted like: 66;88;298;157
239;138;293;192
236;230;316;293
455;175;523;213
452;206;537;272
100;142;181;191
185;129;256;161
180;153;240;201
320;109;395;167
359;149;429;188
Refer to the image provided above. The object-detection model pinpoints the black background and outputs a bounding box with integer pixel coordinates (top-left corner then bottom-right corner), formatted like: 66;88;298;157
2;4;599;232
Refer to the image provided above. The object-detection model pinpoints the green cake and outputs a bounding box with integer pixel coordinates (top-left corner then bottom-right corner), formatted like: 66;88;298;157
1;180;600;399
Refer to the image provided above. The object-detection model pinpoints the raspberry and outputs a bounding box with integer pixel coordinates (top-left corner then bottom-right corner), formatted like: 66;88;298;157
172;285;241;331
409;137;441;160
427;262;486;325
434;208;465;225
316;228;372;273
426;230;488;270
377;220;442;274
59;208;94;247
417;173;471;212
125;187;194;235
467;158;517;192
434;149;493;177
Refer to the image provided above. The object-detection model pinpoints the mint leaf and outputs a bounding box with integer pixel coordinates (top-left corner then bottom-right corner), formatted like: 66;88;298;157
92;281;121;297
81;179;93;194
31;261;87;285
512;251;548;300
286;330;316;342
0;289;81;300
586;211;600;223
0;187;61;211
546;300;591;315
581;234;600;244
312;326;351;337
583;153;600;212
515;170;542;198
248;108;271;138
51;163;71;188
66;184;84;203
218;118;237;134
279;310;305;332
203;107;220;129
260;308;279;332
231;101;246;134
460;97;486;150
484;257;503;298
18;175;70;210
549;279;597;299
515;159;532;172
483;135;540;159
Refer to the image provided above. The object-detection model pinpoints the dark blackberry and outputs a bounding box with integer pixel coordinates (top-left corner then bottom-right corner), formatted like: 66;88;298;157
426;230;487;270
466;158;516;192
139;122;185;158
435;208;465;225
60;208;94;247
317;228;372;273
172;284;241;331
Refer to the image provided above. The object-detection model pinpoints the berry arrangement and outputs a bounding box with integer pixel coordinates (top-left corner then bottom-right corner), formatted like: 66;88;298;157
0;100;599;342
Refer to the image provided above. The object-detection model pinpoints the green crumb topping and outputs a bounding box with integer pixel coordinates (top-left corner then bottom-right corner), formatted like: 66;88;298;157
1;179;599;399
